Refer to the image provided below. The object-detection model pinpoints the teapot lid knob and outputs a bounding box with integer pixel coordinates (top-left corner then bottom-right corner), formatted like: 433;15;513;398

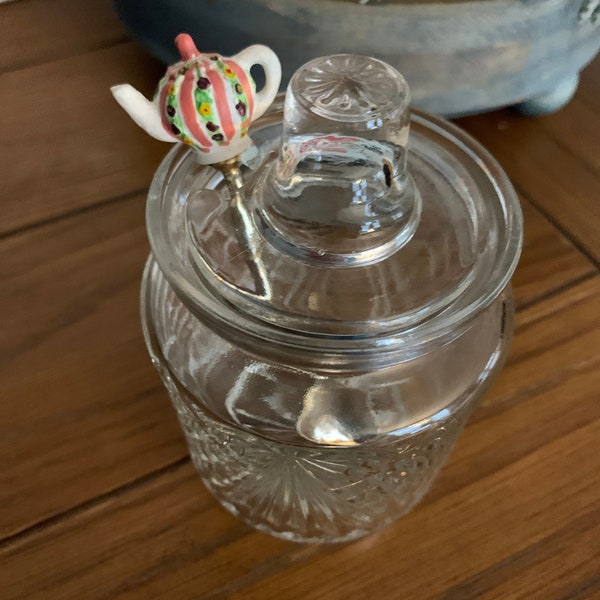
174;33;200;61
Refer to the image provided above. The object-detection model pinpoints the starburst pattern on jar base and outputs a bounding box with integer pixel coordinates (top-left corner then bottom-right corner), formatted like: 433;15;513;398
160;368;470;543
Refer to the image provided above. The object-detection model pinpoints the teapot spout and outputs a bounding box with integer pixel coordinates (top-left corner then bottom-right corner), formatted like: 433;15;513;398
111;84;175;143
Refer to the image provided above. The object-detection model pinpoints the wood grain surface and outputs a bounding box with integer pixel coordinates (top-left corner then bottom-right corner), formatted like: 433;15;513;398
1;1;598;598
2;278;598;599
457;59;600;264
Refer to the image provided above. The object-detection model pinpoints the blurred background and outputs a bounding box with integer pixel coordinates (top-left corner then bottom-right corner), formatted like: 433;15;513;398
113;0;600;116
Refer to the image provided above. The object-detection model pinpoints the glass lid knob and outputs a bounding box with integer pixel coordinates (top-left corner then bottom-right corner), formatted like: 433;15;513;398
257;54;422;267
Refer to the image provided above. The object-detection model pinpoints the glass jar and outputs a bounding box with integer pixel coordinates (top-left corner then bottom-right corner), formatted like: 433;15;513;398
141;55;522;543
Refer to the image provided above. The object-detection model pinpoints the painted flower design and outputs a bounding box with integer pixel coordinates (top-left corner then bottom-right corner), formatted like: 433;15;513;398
151;35;270;157
236;101;247;116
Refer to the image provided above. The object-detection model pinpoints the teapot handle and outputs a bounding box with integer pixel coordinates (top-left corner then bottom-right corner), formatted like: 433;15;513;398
234;45;282;121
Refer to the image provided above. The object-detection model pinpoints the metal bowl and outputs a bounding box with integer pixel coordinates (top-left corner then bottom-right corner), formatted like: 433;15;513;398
114;0;600;116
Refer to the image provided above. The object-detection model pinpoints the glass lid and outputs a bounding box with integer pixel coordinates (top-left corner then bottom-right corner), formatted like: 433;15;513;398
146;55;522;340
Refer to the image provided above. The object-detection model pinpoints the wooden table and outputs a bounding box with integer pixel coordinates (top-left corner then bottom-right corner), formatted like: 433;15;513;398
1;2;598;598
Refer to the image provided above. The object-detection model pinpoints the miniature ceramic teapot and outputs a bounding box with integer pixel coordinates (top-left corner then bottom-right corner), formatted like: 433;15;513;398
111;33;281;163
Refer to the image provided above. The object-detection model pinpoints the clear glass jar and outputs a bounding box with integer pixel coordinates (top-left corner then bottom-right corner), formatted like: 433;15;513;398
141;56;522;543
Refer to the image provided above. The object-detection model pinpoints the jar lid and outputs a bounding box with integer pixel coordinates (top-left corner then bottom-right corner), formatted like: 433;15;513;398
144;55;521;346
111;39;521;353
